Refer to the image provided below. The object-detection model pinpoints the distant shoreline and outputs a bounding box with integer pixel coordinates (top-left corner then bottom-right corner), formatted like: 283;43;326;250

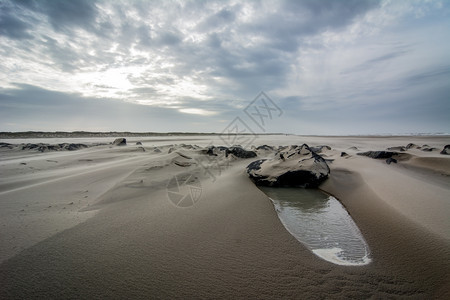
0;131;448;139
0;131;283;139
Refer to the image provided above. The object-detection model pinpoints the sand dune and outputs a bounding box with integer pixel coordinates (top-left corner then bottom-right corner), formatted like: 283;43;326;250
0;135;449;298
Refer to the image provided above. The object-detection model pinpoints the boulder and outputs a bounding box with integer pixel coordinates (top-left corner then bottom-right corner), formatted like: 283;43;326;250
136;142;142;145
226;146;257;158
246;144;330;188
357;151;397;159
340;152;348;157
440;145;450;155
113;138;127;146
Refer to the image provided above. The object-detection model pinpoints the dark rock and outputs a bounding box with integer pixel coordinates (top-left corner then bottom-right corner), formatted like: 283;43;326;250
0;142;13;149
310;145;331;153
440;145;450;155
341;152;348;157
406;143;417;149
64;143;87;151
246;144;330;188
386;158;397;164
256;145;274;151
22;143;39;150
38;145;49;152
20;142;88;152
113;138;126;146
387;146;406;152
204;146;228;156
421;147;436;152
357;151;397;159
226;146;257;158
136;142;142;145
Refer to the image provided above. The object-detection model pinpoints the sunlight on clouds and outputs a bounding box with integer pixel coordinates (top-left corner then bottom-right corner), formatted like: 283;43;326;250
179;108;217;116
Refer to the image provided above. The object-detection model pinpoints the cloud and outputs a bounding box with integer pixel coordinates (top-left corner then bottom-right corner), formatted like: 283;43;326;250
0;6;33;40
0;0;449;134
15;0;99;32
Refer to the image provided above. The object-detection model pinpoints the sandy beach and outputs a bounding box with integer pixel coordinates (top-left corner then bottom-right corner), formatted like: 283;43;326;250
0;135;449;298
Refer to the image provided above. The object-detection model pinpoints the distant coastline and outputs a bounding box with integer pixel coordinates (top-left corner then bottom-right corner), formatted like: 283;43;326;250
0;131;448;139
0;131;283;139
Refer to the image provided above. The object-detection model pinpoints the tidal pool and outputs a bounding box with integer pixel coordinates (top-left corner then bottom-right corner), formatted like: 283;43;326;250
260;187;371;266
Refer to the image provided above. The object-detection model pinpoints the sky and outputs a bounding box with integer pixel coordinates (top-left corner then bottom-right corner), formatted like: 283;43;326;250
0;0;449;135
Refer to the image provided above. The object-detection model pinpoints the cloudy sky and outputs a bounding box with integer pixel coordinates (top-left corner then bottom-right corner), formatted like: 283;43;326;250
0;0;449;135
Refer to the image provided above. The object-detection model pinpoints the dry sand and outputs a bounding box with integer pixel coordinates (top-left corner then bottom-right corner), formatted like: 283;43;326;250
0;135;449;298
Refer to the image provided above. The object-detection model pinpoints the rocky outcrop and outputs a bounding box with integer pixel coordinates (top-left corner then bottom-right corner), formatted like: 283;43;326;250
246;144;330;188
204;146;228;156
203;146;256;158
441;145;450;155
226;146;257;158
113;138;127;146
255;145;274;151
310;145;331;153
357;151;397;159
0;142;13;149
21;143;88;152
406;143;417;149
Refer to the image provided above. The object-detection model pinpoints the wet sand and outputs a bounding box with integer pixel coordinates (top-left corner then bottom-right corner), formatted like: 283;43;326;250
0;135;449;298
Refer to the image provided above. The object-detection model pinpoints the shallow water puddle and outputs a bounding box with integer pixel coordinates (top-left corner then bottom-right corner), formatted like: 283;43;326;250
260;187;371;266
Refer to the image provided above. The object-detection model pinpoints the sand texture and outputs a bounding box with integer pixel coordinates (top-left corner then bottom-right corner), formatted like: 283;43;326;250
0;135;449;298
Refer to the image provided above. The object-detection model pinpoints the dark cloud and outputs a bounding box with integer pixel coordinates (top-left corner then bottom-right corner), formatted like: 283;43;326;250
0;6;33;40
15;0;99;32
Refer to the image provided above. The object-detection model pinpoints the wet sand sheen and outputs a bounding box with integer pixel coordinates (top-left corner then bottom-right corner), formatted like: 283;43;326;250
260;187;371;266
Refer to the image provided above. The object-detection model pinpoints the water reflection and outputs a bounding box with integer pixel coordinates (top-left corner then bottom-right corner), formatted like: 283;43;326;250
260;187;371;266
